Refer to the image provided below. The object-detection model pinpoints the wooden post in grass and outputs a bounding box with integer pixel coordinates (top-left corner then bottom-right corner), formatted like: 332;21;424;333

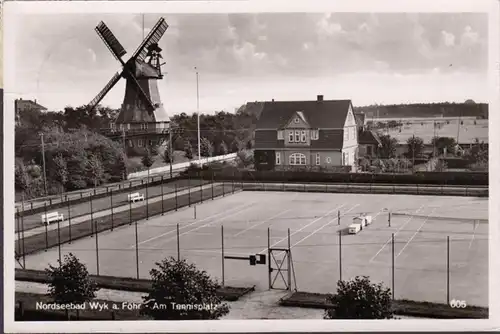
177;223;180;260
194;205;197;219
44;203;49;251
338;231;342;282
338;210;340;225
221;225;225;286
161;176;164;215
188;181;191;207
388;211;391;227
110;189;114;231
67;197;72;243
392;233;395;300
222;180;225;197
94;221;100;276
447;236;450;305
129;196;132;225
211;173;215;200
200;173;204;203
135;220;139;279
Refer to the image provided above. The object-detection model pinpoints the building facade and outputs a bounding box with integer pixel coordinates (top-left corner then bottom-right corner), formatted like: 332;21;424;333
14;98;47;126
254;95;359;170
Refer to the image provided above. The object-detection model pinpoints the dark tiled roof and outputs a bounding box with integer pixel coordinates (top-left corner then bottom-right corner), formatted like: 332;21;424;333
15;99;47;111
254;130;284;149
311;129;343;149
358;130;382;146
255;99;352;129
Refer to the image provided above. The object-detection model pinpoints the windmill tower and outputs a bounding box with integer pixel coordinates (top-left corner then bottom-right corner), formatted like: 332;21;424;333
86;17;170;156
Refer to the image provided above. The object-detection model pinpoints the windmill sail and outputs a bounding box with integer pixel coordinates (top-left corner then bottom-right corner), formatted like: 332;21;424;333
131;18;169;63
95;21;127;61
87;72;122;110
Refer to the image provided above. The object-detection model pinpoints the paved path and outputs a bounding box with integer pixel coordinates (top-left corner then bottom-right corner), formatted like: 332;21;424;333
15;183;218;241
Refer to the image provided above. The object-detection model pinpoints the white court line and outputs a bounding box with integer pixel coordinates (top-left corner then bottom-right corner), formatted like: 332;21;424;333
469;220;480;249
290;204;360;249
257;204;345;254
129;202;254;248
396;208;436;259
233;208;292;237
133;202;258;248
369;204;425;263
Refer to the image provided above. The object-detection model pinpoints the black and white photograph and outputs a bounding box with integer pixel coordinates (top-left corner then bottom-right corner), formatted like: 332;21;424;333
3;0;499;332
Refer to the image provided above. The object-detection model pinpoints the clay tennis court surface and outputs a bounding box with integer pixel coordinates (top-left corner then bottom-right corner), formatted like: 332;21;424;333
18;191;488;307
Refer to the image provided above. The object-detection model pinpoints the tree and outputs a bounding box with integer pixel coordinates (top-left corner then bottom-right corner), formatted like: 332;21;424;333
86;154;104;188
217;141;228;156
184;141;193;160
15;159;31;196
141;150;155;169
140;257;230;320
324;276;393;319
200;137;214;157
230;139;241;153
434;159;448;172
162;144;174;164
377;134;398;159
431;136;457;156
52;154;69;196
245;139;253;150
406;136;424;159
46;253;99;317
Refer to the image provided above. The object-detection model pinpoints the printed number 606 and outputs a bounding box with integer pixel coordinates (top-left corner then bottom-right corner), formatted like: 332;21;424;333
450;299;467;308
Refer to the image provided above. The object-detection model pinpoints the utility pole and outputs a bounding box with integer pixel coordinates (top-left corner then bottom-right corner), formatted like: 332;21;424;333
195;67;201;165
40;133;48;197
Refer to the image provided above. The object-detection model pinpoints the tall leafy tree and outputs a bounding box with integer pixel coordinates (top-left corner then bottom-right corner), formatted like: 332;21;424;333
52;154;69;196
200;137;213;157
406;136;424;159
184;140;194;160
377;134;398;159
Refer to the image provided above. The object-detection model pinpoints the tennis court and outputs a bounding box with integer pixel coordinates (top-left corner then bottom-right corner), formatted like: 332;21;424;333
17;191;488;307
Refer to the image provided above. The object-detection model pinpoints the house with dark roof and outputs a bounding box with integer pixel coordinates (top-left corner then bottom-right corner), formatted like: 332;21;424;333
15;98;47;126
254;95;358;170
354;112;382;158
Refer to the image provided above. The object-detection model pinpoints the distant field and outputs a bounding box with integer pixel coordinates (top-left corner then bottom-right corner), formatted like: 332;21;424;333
377;120;488;145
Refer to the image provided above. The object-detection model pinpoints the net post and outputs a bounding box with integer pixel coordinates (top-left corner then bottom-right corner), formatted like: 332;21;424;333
287;228;292;291
110;189;114;231
388;211;391;227
338;231;342;282
89;193;94;237
221;225;225;286
268;227;271;290
161;176;164;215
177;223;181;261
44;203;49;251
392;233;395;300
447;235;450;305
67;196;72;243
175;184;178;211
338;210;340;225
135;220;140;279
95;220;100;276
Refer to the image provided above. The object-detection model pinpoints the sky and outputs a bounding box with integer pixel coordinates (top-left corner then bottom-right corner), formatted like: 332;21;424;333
11;12;488;115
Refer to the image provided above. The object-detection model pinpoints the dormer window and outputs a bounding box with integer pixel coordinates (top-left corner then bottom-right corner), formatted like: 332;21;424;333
277;130;284;140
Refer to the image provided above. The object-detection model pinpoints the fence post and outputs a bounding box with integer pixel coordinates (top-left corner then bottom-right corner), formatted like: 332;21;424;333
268;227;271;289
57;218;62;264
16;209;21;255
211;172;215;200
146;169;150;220
177;223;180;261
338;210;340;225
129;197;132;225
90;194;94;238
188;180;191;207
110;189;114;231
95;221;100;276
221;225;225;286
392;233;395;300
222;180;225;197
44;203;49;251
447;236;450;305
161;176;164;215
232;171;235;194
135;220;140;279
388;211;391;227
287;228;292;291
21;212;26;268
67;195;72;244
200;173;204;203
338;231;342;282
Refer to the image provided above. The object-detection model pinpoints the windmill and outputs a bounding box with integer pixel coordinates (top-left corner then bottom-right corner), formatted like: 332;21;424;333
86;17;170;154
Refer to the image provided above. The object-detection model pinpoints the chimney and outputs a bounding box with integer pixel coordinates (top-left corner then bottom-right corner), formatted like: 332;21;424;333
317;95;323;101
271;98;274;102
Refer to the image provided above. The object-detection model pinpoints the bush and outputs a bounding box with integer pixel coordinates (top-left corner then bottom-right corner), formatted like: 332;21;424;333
324;276;393;319
140;257;230;320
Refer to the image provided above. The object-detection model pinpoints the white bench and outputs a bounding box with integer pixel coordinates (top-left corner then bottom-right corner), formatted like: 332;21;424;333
128;192;145;203
353;216;366;227
41;212;64;225
348;223;361;234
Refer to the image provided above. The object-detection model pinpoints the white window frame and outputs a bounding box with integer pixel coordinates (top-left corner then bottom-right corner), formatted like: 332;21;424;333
288;131;294;142
300;130;307;143
289;153;307;165
326;157;332;164
315;153;320;165
276;152;281;165
138;139;144;147
311;129;319;140
344;128;349;141
294;130;300;143
277;130;284;140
